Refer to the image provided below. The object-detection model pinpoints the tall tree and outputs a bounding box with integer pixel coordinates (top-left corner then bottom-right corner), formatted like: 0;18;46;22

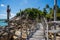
46;4;49;8
43;8;47;17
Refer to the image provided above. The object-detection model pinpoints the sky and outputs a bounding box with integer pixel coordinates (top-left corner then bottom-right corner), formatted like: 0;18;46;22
0;0;60;19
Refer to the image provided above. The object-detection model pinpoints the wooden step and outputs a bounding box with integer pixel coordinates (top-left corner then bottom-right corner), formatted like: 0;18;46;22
33;36;44;39
29;38;45;40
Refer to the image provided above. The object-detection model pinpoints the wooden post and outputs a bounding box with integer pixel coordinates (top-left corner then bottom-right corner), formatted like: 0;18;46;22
7;5;11;40
54;0;57;40
20;9;22;40
26;13;29;40
54;0;57;21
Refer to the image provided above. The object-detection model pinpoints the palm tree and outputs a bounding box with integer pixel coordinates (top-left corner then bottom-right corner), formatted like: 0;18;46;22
45;4;53;21
43;8;47;17
46;4;50;13
46;4;49;8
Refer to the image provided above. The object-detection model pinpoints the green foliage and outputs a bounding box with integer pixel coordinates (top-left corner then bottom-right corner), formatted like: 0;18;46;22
16;5;60;21
57;13;60;20
46;4;49;8
16;8;43;20
43;8;47;16
57;6;60;13
16;12;20;17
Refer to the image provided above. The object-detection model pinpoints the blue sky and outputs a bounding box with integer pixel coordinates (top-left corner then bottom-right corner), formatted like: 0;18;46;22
0;0;60;19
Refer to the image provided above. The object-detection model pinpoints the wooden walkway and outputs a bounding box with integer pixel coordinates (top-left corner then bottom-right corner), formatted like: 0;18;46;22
29;23;45;40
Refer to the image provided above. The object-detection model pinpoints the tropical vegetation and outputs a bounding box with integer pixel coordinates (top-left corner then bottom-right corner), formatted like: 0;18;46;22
16;4;60;21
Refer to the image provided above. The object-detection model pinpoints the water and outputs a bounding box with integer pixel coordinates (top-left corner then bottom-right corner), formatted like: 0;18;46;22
0;19;7;26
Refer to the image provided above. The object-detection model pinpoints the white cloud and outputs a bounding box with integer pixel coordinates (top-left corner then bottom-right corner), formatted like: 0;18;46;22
0;4;5;7
1;4;4;6
0;13;16;19
0;14;7;19
10;13;16;18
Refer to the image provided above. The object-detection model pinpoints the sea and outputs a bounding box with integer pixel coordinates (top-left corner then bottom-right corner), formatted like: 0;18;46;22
0;19;7;27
